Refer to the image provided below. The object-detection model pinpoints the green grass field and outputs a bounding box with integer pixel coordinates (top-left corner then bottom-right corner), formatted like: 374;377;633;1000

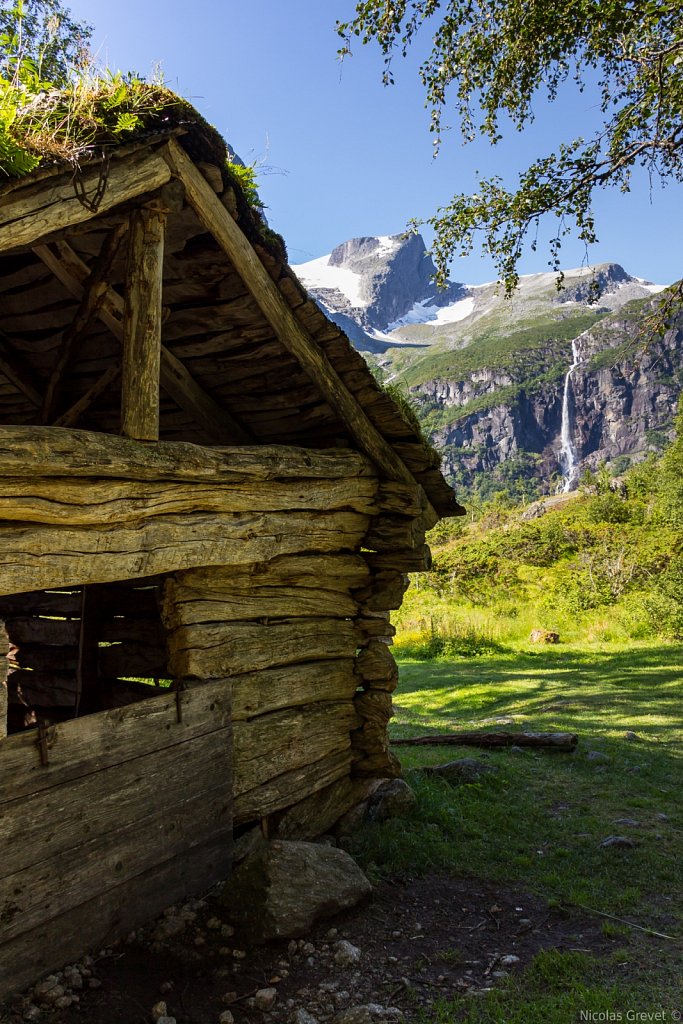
346;642;683;1019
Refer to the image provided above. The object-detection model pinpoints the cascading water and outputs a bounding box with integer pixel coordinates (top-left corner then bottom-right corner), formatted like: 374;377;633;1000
558;338;584;492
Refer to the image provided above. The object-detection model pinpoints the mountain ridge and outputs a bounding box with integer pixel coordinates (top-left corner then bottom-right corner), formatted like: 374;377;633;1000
293;234;679;498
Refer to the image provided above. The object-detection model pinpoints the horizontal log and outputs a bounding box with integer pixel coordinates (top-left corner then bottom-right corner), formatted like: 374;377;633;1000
4;616;80;646
162;585;359;626
98;641;168;678
355;615;396;644
0;509;369;596
365;515;427;553
0;833;231;1001
392;731;579;751
0;475;380;526
1;147;172;252
170;553;370;593
355;641;398;691
233;701;358;798
365;546;432;573
0;724;232;881
354;571;410;612
168;617;359;679
0;589;81;618
9;645;77;671
234;747;352;824
231;660;358;722
0;425;375;482
9;669;77;707
0;677;231;803
272;776;362;841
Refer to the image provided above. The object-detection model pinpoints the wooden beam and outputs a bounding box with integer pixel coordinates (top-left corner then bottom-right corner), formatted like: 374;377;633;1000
42;222;127;423
0;329;43;406
0;147;172;253
34;241;252;444
0;425;375;481
121;207;165;440
164;138;414;485
53;362;121;428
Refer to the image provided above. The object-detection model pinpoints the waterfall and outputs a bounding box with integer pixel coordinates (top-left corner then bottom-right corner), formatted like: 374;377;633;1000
558;338;584;492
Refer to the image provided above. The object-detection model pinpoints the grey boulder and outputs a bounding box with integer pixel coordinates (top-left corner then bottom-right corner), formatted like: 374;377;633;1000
218;839;372;942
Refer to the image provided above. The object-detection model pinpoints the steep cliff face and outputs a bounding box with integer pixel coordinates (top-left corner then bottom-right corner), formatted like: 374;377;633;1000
293;232;678;492
425;310;682;490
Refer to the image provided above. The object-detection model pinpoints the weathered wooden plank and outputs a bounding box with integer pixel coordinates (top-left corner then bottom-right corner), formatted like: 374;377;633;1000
365;514;428;553
0;475;380;526
0;425;375;481
0;833;231;1001
121;207;165;439
234;747;352;824
0;784;231;946
0;509;369;596
0;677;231;803
365;546;433;573
230;660;357;722
165;139;416;486
168;617;359;679
0;147;172;252
0;590;81;618
0;724;231;880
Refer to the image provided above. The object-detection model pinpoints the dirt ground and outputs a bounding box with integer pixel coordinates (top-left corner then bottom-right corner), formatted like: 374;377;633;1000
1;873;619;1024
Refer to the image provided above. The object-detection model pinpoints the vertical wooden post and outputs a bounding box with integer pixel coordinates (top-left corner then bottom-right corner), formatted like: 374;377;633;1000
121;206;165;440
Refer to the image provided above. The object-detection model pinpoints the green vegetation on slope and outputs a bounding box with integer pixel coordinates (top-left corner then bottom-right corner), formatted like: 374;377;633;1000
400;313;600;389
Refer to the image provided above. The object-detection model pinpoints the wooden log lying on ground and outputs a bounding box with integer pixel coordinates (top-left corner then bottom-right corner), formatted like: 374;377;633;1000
392;731;579;751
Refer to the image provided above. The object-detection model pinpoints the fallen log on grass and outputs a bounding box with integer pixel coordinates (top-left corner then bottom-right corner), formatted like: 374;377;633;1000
393;730;578;751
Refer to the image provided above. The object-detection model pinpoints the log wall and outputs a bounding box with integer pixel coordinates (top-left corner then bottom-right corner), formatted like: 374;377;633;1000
161;555;368;825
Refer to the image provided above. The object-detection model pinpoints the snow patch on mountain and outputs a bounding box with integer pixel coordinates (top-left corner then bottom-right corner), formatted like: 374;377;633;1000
294;254;367;308
386;294;476;331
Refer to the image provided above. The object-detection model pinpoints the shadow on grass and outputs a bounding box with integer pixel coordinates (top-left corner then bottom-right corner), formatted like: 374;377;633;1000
392;643;683;749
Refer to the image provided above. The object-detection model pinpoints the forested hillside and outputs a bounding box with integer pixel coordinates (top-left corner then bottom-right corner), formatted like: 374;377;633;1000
394;410;683;655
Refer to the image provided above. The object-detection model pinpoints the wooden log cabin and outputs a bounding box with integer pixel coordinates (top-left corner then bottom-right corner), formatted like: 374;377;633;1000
0;96;462;997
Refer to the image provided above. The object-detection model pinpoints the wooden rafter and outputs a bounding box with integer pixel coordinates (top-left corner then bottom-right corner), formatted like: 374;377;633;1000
42;222;127;423
0;329;43;407
33;241;252;444
53;363;121;428
0;148;171;254
164;138;414;486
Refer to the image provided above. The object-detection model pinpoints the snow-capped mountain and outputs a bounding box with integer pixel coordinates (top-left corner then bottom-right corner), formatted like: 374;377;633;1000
292;232;664;355
293;231;677;496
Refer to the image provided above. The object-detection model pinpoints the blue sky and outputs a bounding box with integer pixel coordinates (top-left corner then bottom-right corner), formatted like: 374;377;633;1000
68;0;682;286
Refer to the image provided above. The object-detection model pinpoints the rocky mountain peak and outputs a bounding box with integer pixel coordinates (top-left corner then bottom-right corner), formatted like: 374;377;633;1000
293;232;468;345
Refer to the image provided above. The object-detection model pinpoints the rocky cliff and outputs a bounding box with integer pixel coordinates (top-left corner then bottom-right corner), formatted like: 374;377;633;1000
293;233;678;494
